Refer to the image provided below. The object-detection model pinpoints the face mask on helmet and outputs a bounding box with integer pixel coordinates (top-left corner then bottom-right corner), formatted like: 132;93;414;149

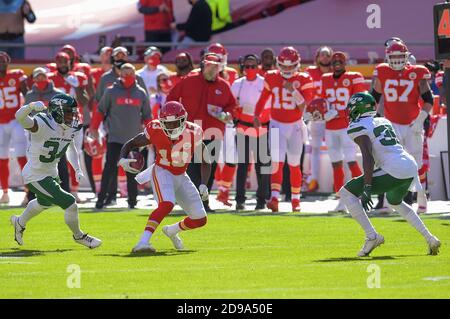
387;53;408;71
49;95;79;129
160;115;186;139
277;62;298;79
348;94;376;121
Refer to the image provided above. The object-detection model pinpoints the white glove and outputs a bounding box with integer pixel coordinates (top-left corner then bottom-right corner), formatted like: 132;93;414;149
199;184;209;201
303;112;313;122
29;101;46;112
324;109;338;122
410;110;428;134
65;74;80;88
118;158;139;174
75;169;84;183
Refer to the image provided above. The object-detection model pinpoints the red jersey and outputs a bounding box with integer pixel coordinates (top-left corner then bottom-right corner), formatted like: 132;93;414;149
374;63;431;125
255;70;314;123
435;70;444;89
144;119;203;175
321;71;366;130
140;0;174;31
46;62;91;77
91;67;106;89
305;66;327;99
221;67;238;85
0;69;27;124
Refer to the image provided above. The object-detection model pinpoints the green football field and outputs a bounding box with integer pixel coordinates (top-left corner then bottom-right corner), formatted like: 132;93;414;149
0;206;449;299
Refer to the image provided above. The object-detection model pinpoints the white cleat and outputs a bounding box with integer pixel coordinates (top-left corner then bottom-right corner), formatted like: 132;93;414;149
427;236;441;256
358;233;385;257
73;233;102;249
162;226;184;250
0;193;10;204
131;242;156;253
329;200;347;213
10;215;25;245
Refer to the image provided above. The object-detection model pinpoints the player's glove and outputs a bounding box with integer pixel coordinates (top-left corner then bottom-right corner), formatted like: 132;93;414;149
29;101;46;112
324;109;338;122
303;112;313;122
199;184;209;201
361;184;373;213
118;158;139;174
65;74;80;88
410;110;428;134
75;169;84;183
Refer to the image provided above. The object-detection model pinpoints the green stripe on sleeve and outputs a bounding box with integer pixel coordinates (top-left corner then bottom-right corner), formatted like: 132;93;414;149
347;126;365;134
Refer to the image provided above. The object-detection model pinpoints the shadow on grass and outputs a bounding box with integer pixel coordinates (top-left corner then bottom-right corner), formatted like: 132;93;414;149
97;250;196;258
314;254;423;263
0;248;73;258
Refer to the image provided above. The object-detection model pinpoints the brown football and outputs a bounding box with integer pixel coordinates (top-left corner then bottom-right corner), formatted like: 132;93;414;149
127;151;145;172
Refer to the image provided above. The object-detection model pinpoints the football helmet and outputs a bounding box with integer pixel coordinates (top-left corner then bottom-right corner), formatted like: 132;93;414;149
276;47;300;79
61;44;78;59
206;43;227;70
0;51;11;64
159;101;187;139
83;129;106;158
386;42;409;71
48;93;79;129
306;98;328;121
347;92;377;122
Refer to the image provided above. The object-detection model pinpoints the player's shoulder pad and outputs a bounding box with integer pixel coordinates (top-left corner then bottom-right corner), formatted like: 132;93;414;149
347;119;368;136
411;64;432;79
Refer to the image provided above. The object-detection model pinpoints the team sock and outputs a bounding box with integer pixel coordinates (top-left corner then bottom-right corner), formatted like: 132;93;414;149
388;201;433;241
0;159;9;191
340;187;377;239
165;216;207;236
289;164;302;199
18;199;47;226
64;202;83;238
140;201;174;243
348;161;362;178
332;164;345;193
220;164;236;190
271;162;283;199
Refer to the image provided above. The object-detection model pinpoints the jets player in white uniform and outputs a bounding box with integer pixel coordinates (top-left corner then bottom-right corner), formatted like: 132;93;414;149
10;93;101;249
339;92;440;257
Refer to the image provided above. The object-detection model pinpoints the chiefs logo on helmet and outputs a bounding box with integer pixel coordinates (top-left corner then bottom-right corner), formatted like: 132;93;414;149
306;98;328;121
83;129;106;158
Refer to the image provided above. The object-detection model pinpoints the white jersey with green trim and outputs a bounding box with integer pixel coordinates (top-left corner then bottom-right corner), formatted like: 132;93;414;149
22;112;82;184
347;116;418;179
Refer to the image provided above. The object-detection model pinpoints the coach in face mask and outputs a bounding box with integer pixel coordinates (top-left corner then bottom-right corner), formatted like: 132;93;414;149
167;53;237;212
91;64;152;210
95;46;148;104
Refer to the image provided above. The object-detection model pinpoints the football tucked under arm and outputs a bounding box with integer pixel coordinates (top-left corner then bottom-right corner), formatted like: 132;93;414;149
119;133;151;160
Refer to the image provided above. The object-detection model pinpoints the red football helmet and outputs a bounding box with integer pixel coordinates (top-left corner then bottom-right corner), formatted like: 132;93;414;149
83;130;106;158
206;43;227;69
276;47;300;79
159;101;187;139
306;98;328;121
386;42;409;71
0;51;11;64
61;44;78;60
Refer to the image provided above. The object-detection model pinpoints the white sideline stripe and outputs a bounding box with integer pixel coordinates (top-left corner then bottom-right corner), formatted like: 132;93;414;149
423;276;450;282
31;181;54;198
0;261;36;264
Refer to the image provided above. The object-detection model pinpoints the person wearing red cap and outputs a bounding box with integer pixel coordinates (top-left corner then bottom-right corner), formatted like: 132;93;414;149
167;53;237;212
0;51;29;204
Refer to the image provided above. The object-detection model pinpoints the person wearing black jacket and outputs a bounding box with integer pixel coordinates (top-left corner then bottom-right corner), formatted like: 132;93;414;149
175;0;212;48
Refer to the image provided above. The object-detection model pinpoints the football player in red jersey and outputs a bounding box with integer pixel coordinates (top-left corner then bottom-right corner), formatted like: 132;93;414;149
304;46;333;192
321;52;365;212
253;47;315;212
0;51;29;204
47;52;89;201
372;41;433;214
119;101;211;253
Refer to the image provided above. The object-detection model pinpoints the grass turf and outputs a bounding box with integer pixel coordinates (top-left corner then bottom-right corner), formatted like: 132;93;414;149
0;207;449;298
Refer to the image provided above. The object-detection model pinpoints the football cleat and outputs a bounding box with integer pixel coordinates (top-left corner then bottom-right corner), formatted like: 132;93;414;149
10;215;25;245
73;233;102;249
427;236;441;256
307;179;319;192
267;197;279;212
132;242;156;253
291;199;301;212
357;234;384;257
216;189;232;206
162;226;184;250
